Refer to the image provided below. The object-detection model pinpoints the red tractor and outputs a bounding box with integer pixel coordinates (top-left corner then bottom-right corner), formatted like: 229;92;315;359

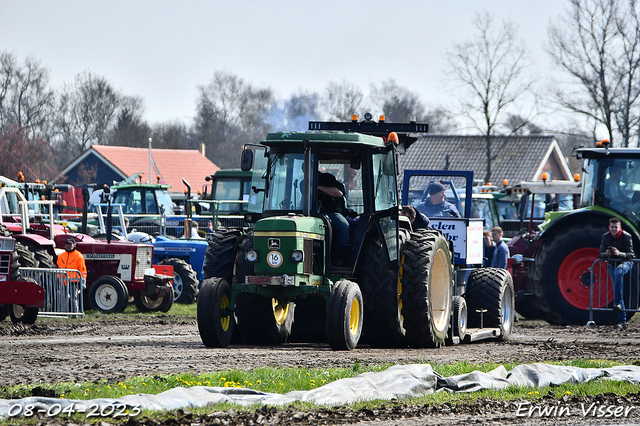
0;235;45;324
0;183;174;314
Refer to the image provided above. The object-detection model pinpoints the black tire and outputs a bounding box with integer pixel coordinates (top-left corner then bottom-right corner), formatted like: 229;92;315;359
0;223;11;237
89;275;129;313
8;278;39;324
530;221;631;325
15;242;38;268
466;268;515;340
0;305;8;322
515;290;541;320
234;229;254;283
158;286;174;312
326;280;363;350
236;295;295;345
356;230;409;347
21;242;56;268
203;229;242;283
400;229;453;348
197;277;234;347
452;295;468;340
158;258;198;304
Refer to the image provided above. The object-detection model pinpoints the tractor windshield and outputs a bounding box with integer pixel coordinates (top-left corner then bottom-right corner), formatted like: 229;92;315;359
599;158;640;217
264;152;307;212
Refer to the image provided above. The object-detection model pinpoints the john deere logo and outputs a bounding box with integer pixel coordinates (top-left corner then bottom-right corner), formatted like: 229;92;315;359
268;238;280;250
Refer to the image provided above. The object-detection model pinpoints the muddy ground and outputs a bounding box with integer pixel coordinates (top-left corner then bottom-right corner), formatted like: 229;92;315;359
1;315;639;425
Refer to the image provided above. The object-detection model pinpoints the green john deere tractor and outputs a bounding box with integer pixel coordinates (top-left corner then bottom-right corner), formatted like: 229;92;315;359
197;115;469;350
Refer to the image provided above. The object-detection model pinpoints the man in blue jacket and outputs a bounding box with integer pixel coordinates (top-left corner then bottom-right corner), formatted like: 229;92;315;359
490;226;509;269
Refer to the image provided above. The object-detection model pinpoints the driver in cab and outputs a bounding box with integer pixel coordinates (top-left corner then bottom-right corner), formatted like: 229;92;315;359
416;182;461;218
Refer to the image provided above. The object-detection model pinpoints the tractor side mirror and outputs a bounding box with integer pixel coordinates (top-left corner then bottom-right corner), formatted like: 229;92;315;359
241;149;254;171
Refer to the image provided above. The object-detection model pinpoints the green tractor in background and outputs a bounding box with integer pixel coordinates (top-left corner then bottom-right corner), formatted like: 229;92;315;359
514;143;640;324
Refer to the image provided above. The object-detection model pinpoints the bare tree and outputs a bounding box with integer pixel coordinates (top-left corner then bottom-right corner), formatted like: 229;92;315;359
0;125;58;181
322;80;365;121
194;71;274;168
548;0;630;145
0;52;54;138
445;12;534;182
53;71;120;156
108;95;151;147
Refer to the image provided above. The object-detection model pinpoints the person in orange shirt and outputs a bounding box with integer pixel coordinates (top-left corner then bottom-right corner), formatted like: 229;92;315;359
57;237;87;279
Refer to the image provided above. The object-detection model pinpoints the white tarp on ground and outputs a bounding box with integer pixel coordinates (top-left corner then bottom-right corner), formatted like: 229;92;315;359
2;363;640;418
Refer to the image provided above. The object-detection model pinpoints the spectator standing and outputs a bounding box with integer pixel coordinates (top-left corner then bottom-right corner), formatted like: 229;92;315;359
490;226;509;269
483;230;495;267
599;217;635;329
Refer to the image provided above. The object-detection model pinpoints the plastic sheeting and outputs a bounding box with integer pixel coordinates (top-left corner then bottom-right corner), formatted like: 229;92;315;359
2;363;640;418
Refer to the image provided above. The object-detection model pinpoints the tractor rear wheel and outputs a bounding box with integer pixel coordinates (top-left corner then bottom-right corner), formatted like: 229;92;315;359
530;222;633;325
21;242;55;268
89;275;129;313
466;268;515;340
400;229;453;348
203;229;242;283
15;242;38;268
197;277;234;347
158;258;198;304
326;280;363;350
236;295;295;345
357;230;409;347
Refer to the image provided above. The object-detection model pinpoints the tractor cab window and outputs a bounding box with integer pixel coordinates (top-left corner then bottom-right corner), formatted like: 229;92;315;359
212;178;250;213
265;152;306;212
471;198;496;229
114;189;143;215
601;158;640;214
372;150;397;211
580;159;598;208
155;190;174;216
319;160;363;215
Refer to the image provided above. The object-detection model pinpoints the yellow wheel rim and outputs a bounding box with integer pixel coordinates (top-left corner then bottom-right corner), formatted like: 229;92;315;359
272;299;290;325
220;294;230;331
349;297;360;335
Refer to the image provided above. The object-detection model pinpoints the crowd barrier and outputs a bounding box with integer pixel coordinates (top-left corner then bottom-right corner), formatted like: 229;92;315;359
20;268;85;318
587;258;640;326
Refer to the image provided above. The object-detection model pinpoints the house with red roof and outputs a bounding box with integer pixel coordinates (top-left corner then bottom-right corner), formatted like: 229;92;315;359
54;145;220;194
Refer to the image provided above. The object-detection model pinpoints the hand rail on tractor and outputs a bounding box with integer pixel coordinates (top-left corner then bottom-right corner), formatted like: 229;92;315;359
587;258;640;327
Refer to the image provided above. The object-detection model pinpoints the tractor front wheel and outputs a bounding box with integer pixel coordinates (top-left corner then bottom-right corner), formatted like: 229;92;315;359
236;295;295;345
326;280;363;350
89;275;129;313
197;277;234;347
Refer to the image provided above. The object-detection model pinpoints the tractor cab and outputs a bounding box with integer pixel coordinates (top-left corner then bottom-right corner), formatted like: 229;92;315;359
241;123;415;273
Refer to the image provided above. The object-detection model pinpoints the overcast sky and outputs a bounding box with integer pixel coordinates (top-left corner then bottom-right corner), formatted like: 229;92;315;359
1;1;569;127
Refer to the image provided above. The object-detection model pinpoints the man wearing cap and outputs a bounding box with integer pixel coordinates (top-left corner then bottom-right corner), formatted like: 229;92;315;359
57;237;87;280
416;182;461;218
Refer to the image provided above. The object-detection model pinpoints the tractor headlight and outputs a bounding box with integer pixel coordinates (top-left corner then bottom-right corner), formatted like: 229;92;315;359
290;249;304;263
246;249;258;262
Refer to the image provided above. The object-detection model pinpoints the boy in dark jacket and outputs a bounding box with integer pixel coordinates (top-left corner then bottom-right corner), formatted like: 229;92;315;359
599;217;635;329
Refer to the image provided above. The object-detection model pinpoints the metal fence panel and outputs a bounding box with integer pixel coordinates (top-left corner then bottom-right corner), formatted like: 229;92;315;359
588;259;640;325
20;268;85;318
